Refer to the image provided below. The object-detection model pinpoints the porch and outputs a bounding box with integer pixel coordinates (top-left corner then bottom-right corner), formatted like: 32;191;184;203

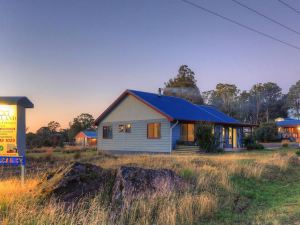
174;122;253;150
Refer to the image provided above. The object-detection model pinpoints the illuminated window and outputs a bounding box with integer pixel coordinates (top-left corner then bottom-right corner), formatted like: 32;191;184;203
119;124;131;133
125;124;131;133
103;126;112;139
229;127;233;145
147;123;161;139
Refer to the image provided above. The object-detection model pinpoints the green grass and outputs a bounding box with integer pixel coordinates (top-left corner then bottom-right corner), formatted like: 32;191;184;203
204;162;300;224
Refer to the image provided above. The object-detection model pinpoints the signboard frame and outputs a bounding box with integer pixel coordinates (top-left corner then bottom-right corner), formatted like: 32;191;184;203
0;97;33;184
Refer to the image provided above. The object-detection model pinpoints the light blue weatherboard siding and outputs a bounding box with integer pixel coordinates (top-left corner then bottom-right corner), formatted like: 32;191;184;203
98;119;171;153
171;122;180;150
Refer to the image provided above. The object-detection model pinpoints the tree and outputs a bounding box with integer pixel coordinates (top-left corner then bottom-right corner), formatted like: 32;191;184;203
47;121;61;133
287;80;300;119
260;82;282;122
209;83;239;116
254;122;278;142
164;65;203;104
236;90;254;123
249;82;285;123
36;126;52;146
250;83;265;124
69;113;95;140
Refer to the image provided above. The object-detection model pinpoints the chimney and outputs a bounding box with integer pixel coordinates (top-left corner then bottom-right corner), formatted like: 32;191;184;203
158;88;162;96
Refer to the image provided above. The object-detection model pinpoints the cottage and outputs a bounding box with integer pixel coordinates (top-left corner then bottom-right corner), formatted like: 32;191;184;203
275;118;300;141
75;130;97;147
94;90;254;153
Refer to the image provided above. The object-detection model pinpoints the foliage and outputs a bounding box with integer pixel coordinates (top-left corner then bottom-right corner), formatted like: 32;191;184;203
246;143;265;150
243;134;254;147
47;121;61;133
250;82;284;123
164;65;203;104
203;81;288;124
69;113;95;140
254;122;278;142
206;83;239;117
282;143;289;148
195;123;221;153
296;149;300;156
287;80;300;119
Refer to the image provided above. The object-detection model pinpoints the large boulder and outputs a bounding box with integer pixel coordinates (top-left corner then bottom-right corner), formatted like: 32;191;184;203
37;162;115;203
37;163;190;210
112;166;189;208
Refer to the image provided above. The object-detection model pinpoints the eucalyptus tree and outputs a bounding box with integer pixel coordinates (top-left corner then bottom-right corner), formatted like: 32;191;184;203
287;80;300;119
164;65;203;104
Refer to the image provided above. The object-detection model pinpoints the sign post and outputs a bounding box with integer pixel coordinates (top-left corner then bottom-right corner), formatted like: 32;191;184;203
0;97;34;184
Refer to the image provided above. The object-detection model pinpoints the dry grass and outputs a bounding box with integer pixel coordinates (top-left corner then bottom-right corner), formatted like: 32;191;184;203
0;149;299;225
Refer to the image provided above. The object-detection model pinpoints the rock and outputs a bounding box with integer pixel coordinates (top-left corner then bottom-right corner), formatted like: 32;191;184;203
37;162;115;203
111;166;189;208
36;162;190;210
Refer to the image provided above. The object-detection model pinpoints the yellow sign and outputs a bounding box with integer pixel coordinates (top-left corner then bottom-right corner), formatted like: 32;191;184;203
0;105;18;156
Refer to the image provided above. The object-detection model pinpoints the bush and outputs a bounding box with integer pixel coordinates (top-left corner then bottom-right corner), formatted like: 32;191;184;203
243;135;254;147
196;123;220;153
254;122;278;142
246;143;265;150
296;149;300;156
282;143;289;148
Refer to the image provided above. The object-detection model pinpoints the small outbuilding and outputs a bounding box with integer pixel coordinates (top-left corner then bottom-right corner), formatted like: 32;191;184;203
275;118;300;141
75;130;97;147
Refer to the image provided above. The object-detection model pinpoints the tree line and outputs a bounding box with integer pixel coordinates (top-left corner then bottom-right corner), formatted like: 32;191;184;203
164;65;300;124
26;113;95;149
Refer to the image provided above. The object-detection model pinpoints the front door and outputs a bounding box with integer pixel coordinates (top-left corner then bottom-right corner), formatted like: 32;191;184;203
181;123;195;142
233;128;237;148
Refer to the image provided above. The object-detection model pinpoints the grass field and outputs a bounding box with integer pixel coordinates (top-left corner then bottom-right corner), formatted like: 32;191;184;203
0;148;300;225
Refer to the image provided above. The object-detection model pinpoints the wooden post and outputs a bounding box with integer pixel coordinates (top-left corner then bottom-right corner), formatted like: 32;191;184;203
21;164;25;186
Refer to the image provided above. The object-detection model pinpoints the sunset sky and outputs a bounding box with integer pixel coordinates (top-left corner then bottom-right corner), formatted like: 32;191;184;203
0;0;299;132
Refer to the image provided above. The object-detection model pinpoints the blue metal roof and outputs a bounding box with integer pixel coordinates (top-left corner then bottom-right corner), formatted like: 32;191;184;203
82;130;97;138
128;90;241;124
276;118;300;127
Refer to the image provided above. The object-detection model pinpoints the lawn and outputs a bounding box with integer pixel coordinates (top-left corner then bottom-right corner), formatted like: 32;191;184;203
0;148;300;225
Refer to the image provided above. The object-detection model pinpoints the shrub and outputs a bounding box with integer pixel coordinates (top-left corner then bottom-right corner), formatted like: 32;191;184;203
254;122;278;142
296;149;300;156
243;134;254;147
282;143;289;148
246;143;265;150
196;123;220;153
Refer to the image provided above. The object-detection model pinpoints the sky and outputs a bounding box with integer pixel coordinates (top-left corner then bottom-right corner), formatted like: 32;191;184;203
0;0;299;132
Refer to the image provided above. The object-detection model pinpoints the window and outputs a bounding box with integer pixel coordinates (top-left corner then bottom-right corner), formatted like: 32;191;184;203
125;124;131;133
103;126;112;139
118;124;125;133
119;124;131;133
147;123;161;139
